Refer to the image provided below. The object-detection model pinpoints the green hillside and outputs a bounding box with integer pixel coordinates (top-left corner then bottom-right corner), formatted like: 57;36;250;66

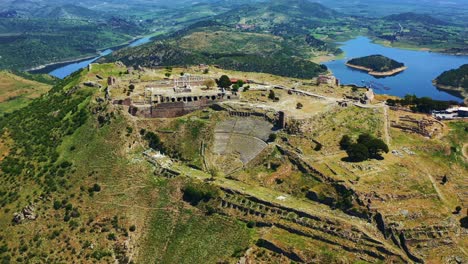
435;64;468;90
434;64;468;100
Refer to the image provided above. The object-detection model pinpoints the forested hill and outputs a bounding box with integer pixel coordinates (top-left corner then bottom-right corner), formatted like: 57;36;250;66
101;33;328;79
347;55;405;72
435;64;468;91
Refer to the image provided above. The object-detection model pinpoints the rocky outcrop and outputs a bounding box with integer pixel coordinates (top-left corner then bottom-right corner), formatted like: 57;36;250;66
12;204;37;224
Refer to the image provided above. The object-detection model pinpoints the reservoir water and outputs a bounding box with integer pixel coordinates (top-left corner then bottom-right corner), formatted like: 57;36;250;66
325;36;468;102
44;36;153;79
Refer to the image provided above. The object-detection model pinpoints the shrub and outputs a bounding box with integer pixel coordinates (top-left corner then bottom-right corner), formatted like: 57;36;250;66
314;142;322;151
64;215;71;222
91;249;112;260
268;90;275;100
93;184;101;192
247;221;255;228
107;233;116;241
268;133;277;142
182;183;219;206
461;216;468;229
53;200;61;210
129;225;136;232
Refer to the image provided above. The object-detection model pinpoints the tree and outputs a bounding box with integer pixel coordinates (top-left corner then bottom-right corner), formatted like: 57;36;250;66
203;79;216;90
296;102;303;109
236;80;244;87
357;133;373;145
268;90;276;100
358;134;388;158
144;132;162;151
346;143;369;162
216;75;231;89
232;84;239;92
268;133;277;142
366;138;389;158
339;135;352;150
441;175;448;185
164;73;171;78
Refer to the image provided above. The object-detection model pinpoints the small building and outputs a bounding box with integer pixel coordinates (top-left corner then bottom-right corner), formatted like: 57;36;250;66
317;75;339;86
230;78;249;84
364;88;375;103
236;24;255;30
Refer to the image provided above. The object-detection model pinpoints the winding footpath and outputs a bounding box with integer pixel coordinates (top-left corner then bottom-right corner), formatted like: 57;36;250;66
463;143;468;162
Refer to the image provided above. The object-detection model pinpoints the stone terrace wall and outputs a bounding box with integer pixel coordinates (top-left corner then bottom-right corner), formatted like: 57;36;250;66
128;98;224;118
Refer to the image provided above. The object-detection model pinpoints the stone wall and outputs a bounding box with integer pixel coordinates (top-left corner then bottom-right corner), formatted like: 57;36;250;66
128;98;226;118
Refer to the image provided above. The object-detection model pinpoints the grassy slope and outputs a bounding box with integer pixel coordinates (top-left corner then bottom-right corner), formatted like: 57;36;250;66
0;71;52;113
0;66;253;263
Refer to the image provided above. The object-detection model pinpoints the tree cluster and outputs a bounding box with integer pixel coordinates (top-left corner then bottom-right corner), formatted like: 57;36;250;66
347;55;404;72
216;75;231;89
340;134;389;162
386;94;458;113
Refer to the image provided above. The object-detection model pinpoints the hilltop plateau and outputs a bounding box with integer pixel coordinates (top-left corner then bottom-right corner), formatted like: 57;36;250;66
0;62;466;263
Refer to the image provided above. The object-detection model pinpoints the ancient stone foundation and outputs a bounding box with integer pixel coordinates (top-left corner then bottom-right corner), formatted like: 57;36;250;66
128;98;221;118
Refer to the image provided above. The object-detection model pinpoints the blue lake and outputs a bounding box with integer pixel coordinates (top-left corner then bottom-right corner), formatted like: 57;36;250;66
325;37;468;102
49;49;113;79
46;36;153;79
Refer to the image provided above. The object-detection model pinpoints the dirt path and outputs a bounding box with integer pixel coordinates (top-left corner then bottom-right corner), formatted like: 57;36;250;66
462;143;468;161
383;105;391;146
95;201;178;211
426;172;447;204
